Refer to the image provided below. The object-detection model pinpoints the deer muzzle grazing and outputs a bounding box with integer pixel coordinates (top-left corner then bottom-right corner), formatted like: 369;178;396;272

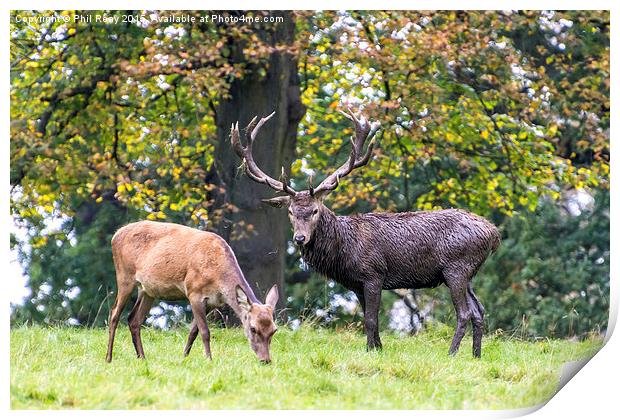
236;287;278;364
231;109;500;358
106;220;279;363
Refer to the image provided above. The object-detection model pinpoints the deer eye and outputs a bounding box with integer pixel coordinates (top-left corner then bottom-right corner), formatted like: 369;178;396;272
312;209;318;215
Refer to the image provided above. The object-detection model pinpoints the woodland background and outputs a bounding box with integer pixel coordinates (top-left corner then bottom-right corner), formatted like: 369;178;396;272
10;10;609;339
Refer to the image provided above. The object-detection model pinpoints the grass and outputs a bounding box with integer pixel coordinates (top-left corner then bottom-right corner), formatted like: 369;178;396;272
10;324;602;409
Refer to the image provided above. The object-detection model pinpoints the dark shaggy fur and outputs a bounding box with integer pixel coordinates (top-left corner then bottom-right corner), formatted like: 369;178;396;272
230;110;500;357
300;200;500;357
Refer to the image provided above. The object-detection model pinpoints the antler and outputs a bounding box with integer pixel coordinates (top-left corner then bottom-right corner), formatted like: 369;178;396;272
312;108;380;196
230;112;297;196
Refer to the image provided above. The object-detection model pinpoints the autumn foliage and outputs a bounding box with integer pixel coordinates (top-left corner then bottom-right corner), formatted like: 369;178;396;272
10;11;609;336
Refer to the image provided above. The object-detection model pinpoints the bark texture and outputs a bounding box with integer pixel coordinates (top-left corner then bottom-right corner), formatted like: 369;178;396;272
213;11;304;315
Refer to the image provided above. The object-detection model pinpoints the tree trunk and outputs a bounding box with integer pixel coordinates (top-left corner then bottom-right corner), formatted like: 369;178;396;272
214;11;304;320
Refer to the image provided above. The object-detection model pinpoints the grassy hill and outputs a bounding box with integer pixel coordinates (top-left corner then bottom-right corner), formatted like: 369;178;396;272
10;325;602;409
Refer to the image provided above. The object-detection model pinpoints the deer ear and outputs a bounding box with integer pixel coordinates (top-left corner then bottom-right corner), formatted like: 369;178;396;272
236;286;252;313
261;196;291;208
265;284;279;308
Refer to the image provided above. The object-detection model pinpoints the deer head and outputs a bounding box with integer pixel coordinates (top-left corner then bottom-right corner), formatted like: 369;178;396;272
230;109;380;246
235;284;279;363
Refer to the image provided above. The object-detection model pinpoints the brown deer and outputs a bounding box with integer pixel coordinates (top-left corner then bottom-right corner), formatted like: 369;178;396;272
230;110;500;358
106;220;279;363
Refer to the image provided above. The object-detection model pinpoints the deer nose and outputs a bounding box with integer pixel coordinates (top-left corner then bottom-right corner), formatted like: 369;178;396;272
294;234;306;245
260;358;271;365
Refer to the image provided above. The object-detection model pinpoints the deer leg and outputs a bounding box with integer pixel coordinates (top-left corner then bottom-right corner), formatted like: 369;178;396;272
128;290;154;359
363;282;383;351
188;295;212;359
467;284;485;358
106;281;134;363
445;275;472;356
127;292;143;355
183;319;199;357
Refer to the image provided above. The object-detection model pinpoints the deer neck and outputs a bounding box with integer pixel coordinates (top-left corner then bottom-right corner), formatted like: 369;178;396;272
301;207;348;275
220;260;260;321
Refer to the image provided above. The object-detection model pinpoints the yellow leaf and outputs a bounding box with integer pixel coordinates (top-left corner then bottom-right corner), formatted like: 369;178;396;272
290;160;302;175
32;236;48;248
481;130;489;140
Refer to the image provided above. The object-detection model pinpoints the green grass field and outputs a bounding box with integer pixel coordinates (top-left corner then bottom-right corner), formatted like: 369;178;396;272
10;325;602;409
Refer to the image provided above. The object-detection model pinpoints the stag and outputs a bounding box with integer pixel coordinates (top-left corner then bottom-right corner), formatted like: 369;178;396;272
230;110;500;357
106;221;279;363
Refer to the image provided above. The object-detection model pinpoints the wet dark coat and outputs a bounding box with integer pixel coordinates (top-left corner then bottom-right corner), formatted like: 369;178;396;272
301;208;500;292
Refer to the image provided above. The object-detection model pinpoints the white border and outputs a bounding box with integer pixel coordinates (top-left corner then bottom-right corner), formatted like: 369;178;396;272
3;2;617;419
